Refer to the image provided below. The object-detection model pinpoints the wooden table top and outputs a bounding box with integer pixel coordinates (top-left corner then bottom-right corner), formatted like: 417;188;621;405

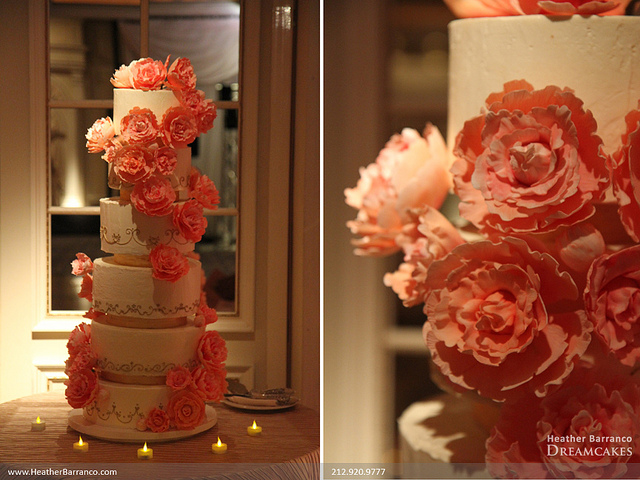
0;392;319;480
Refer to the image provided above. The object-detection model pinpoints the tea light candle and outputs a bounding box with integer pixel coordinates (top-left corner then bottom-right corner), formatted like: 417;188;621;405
137;442;153;460
31;416;46;432
211;437;227;454
247;420;262;436
73;436;89;452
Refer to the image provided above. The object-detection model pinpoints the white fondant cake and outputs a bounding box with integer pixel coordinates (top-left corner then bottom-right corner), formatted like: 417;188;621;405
92;256;201;319
113;88;181;135
91;319;204;382
67;57;226;440
448;15;640;154
100;198;195;255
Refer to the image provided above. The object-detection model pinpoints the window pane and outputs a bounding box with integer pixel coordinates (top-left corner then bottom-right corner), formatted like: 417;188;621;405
50;215;102;312
197;215;237;314
50;108;111;208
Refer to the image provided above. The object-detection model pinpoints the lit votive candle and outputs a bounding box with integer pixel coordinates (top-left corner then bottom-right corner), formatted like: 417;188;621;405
211;437;228;454
247;420;262;436
73;436;89;452
137;442;153;460
31;416;46;432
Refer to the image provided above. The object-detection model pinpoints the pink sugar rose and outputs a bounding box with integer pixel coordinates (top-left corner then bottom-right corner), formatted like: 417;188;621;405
145;407;171;433
85;117;115;153
172;199;207;243
198;292;219;326
120;107;160;145
78;274;93;302
161;106;198;149
177;89;217;134
166;365;194;391
167;57;197;91
197;331;227;371
130;175;176;216
101;137;123;164
112;145;156;185
189;168;220;210
345;124;451;257
383;207;465;307
129;57;167;91
155;146;178;176
82;308;105;321
453;80;610;235
486;361;640;479
150;244;190;283
423;237;592;402
71;252;93;277
110;63;133;88
444;0;628;17
66;322;91;357
65;368;99;409
585;244;640;367
65;343;97;376
192;366;227;402
167;390;206;430
611;104;640;242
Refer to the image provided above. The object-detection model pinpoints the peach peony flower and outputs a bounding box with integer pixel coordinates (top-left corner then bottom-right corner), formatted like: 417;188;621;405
120;107;160;145
444;0;629;17
198;292;218;325
83;308;104;321
166;365;194;391
149;244;190;283
453;80;609;235
197;331;227;371
167;390;206;430
155;146;178;176
65;343;97;376
585;245;640;367
78;274;93;302
129;58;167;91
145;407;171;433
189;168;220;210
192;366;227;402
167;57;197;91
71;252;93;277
172;199;207;243
110;64;133;88
112;145;156;184
130;175;176;216
555;223;605;273
66;322;91;357
486;361;640;479
101;137;123;164
383;207;465;306
161;106;198;149
423;237;591;402
65;368;99;409
611;104;640;242
85;117;115;153
345;124;451;257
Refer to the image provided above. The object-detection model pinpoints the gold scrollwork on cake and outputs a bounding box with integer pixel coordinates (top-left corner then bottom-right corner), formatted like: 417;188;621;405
86;401;143;424
92;299;200;317
100;225;191;249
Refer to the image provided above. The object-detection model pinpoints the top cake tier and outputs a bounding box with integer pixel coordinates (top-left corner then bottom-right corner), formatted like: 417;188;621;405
113;89;181;136
448;15;640;155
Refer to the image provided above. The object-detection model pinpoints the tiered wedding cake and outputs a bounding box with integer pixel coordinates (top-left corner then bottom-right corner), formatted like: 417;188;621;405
64;57;228;442
346;2;640;477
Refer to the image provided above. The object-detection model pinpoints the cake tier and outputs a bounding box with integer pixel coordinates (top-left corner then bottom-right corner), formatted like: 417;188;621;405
92;256;201;319
83;379;171;429
448;15;640;155
107;147;191;196
100;197;195;255
113;88;181;135
91;318;204;384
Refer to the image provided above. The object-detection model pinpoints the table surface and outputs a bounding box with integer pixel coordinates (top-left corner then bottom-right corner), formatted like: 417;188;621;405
0;392;320;480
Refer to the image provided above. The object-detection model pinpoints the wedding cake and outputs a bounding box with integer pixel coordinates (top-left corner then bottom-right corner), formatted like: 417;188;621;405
345;2;640;477
64;57;228;442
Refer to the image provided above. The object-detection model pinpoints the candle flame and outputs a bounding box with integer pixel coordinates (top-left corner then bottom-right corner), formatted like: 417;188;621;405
252;420;258;429
143;442;148;452
217;437;222;446
36;416;41;424
78;436;84;446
